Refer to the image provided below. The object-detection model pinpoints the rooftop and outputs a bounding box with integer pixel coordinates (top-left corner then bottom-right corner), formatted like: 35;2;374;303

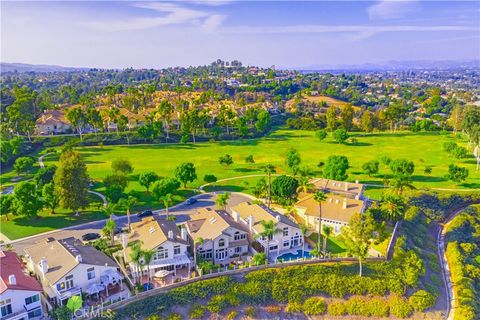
0;250;42;294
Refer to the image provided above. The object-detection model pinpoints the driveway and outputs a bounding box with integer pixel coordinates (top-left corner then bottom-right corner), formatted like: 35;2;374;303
10;192;253;254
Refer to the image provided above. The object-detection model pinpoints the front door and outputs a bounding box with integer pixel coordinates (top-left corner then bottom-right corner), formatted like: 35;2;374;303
215;249;227;261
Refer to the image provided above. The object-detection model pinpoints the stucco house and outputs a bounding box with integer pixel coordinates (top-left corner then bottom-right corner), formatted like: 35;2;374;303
35;110;71;135
185;208;250;265
230;202;303;257
124;217;191;278
0;251;44;320
310;178;365;200
24;237;124;308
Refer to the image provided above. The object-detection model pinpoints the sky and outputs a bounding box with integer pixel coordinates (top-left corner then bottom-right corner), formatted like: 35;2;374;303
1;0;479;69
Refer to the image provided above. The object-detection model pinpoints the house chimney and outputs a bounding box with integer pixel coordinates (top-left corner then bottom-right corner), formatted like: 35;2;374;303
75;255;82;263
275;215;281;222
344;182;348;191
40;257;48;274
168;230;174;239
343;199;347;209
181;227;188;241
248;215;254;231
355;180;359;184
355;195;360;200
121;233;128;248
232;210;240;222
8;275;16;285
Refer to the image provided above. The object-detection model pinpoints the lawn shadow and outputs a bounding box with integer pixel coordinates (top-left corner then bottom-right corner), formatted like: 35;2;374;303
217;139;259;147
413;175;447;183
233;167;257;173
459;182;480;189
348;142;373;147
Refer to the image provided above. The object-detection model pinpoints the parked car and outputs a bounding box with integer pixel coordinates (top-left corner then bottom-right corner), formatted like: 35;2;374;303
137;210;153;218
185;198;197;205
82;233;101;242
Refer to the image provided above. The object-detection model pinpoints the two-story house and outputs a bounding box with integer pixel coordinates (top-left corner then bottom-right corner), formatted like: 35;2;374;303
0;251;43;320
124;217;191;278
185;208;250;265
24;237;124;307
230;202;303;257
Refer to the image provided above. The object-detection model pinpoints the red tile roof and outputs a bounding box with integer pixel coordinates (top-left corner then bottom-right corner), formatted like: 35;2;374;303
0;251;42;294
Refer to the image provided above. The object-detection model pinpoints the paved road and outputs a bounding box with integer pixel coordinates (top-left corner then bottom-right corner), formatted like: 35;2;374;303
10;192;253;254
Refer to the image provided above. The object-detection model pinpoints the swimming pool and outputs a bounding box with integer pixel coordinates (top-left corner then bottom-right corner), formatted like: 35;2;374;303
276;249;312;261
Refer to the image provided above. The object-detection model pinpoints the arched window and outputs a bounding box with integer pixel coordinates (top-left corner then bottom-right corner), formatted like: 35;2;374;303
155;246;168;260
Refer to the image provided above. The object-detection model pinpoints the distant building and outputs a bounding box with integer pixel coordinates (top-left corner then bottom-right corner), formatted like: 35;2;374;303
0;250;43;320
35;110;71;134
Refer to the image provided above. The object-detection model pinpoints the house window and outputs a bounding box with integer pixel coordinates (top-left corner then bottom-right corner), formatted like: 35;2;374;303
234;232;246;241
199;249;213;259
174;245;181;255
57;276;74;291
269;245;278;251
283;240;290;247
28;307;42;319
283;227;289;236
25;294;40;305
0;299;12;317
235;247;242;253
87;267;95;280
155;246;168;260
218;239;225;247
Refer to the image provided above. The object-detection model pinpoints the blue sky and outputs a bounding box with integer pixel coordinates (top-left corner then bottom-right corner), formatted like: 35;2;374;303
1;1;479;69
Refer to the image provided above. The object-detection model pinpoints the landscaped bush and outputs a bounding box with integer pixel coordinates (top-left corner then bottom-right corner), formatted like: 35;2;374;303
285;301;303;313
344;296;367;316
302;297;326;315
265;305;281;314
226;310;238;320
165;313;182;320
408;290;437;312
327;301;347;316
244;306;256;318
366;297;390;317
188;305;206;319
207;295;230;313
388;295;413;318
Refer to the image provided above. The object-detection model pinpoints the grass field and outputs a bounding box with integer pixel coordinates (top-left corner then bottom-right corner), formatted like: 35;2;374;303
40;129;477;191
1;128;478;240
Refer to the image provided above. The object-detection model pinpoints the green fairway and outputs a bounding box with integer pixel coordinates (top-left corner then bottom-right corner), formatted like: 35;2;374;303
40;129;477;192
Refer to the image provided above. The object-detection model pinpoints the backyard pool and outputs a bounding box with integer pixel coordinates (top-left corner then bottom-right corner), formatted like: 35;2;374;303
276;249;312;261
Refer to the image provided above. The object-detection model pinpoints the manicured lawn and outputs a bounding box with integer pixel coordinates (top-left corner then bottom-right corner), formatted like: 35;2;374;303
0;194;105;240
40;129;480;192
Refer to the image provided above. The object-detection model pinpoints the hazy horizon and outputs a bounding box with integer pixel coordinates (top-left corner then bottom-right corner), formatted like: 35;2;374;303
2;1;479;69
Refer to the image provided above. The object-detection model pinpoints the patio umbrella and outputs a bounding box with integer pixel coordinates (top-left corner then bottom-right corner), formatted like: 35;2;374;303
154;270;170;278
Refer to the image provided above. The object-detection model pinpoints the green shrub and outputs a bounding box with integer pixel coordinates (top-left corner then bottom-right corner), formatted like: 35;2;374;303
207;295;229;313
188;305;205;319
226;310;238;320
388;295;413;318
145;315;160;320
344;296;367;316
408;290;437;312
165;313;182;320
245;306;256;318
285;301;303;313
327;301;347;316
366;297;389;317
303;297;326;315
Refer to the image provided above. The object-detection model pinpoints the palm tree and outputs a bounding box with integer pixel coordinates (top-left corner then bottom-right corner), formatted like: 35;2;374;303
381;195;405;221
300;224;309;259
322;225;333;257
129;243;143;284
216;192;230;210
296;176;315;194
119;195;137;231
193;237;205;274
262;164;276;207
313;191;327;257
141;249;155;284
102;203;116;218
161;193;173;218
256;220;281;259
102;219;116;246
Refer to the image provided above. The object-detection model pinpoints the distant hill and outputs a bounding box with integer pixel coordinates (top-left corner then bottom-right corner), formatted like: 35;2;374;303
293;60;480;72
0;62;89;73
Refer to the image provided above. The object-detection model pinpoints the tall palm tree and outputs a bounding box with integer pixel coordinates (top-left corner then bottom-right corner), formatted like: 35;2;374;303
216;192;230;210
381;195;405;221
141;249;155;284
161;193;173;218
256;220;281;259
299;224;309;259
129;243;143;284
193;237;204;274
119;195;137;231
313;191;327;257
102;203;116;217
102;219;116;246
296;176;315;194
322;225;333;257
262;164;276;208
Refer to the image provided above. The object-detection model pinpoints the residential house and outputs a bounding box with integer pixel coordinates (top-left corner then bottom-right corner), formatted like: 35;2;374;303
185;208;250;265
124;217;191;278
230;202;303;257
0;251;43;320
35;110;71;135
295;193;366;234
310;178;365;200
24;237;124;307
